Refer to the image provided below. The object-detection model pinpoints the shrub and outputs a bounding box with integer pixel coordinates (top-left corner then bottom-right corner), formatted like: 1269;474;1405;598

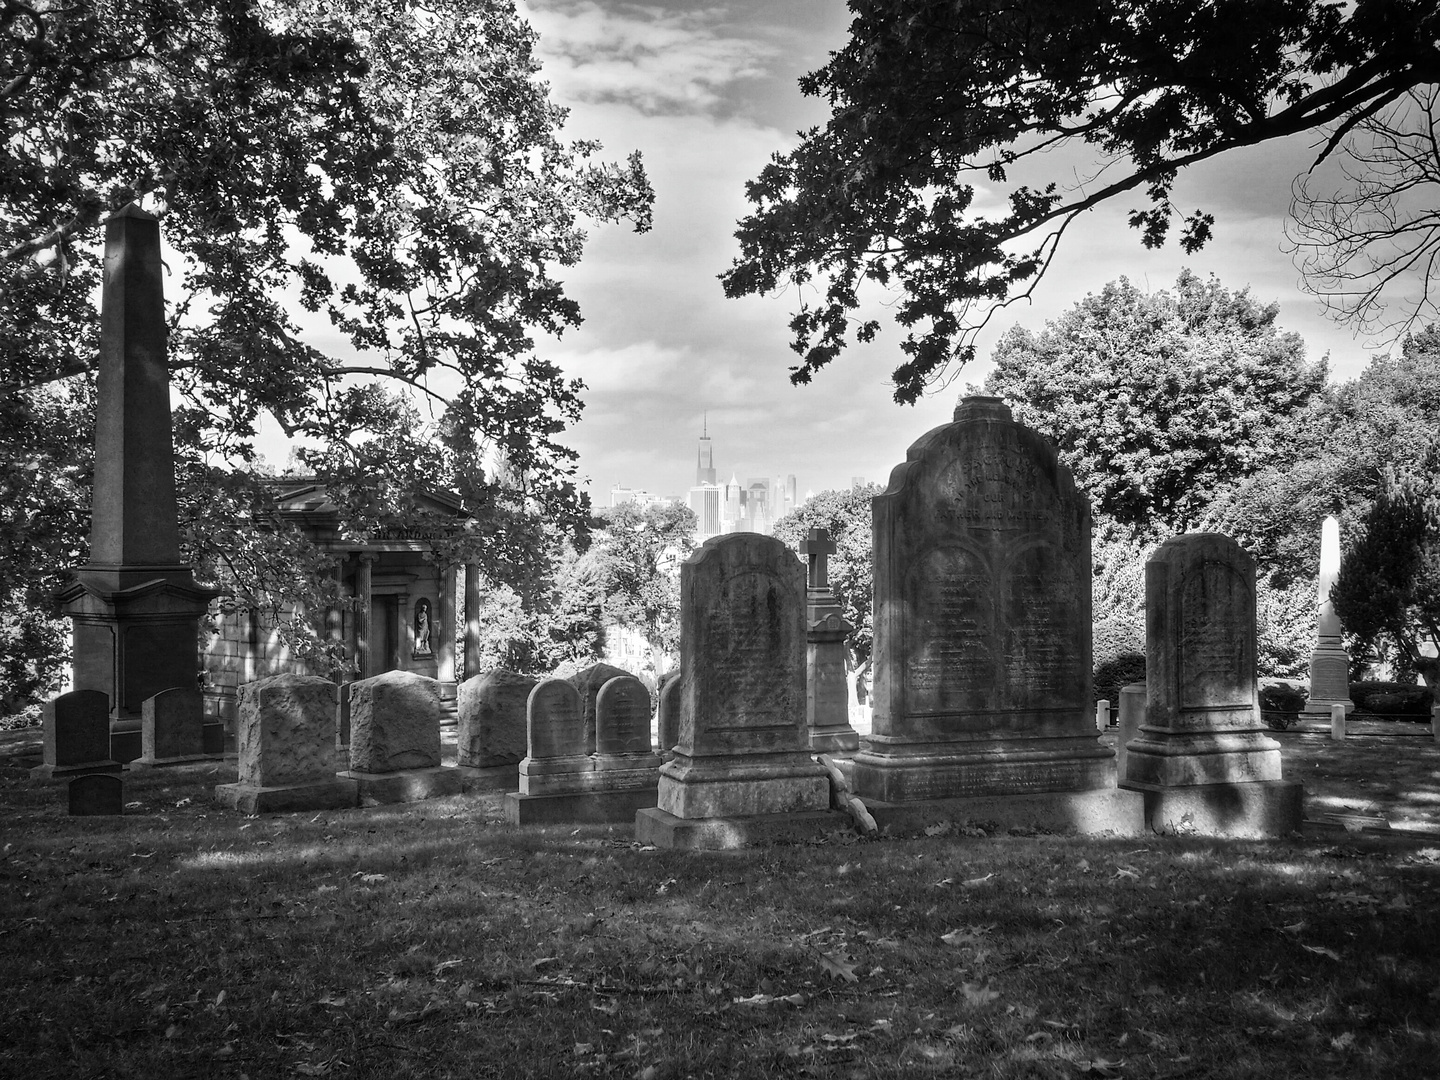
1259;680;1307;730
1349;681;1433;718
1094;651;1146;707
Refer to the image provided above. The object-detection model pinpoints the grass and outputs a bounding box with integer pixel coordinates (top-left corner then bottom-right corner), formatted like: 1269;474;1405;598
1;736;1439;1079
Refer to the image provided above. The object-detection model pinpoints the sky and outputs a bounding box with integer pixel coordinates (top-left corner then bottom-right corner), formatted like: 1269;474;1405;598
492;2;1389;503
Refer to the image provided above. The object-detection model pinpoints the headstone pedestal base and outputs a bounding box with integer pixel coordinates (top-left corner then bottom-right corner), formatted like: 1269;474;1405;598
30;760;122;782
635;806;843;850
215;777;359;814
862;787;1145;837
452;762;520;793
1121;778;1303;838
808;727;860;754
658;752;830;819
337;766;464;806
851;736;1117;804
504;786;658;825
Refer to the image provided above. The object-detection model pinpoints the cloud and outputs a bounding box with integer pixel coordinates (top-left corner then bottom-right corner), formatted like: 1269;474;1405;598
522;1;776;116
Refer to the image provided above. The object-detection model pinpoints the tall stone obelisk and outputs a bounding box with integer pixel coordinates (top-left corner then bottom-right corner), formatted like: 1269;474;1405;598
1302;515;1354;724
57;206;220;761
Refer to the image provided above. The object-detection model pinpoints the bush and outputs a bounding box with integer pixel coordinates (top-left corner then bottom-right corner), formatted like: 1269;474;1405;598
1259;680;1307;730
1094;651;1146;707
1349;681;1433;718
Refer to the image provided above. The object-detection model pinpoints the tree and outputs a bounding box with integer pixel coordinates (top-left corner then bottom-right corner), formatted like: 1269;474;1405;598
773;485;882;670
576;501;697;678
1289;86;1440;339
1208;324;1440;584
1331;448;1440;685
0;1;653;710
984;271;1326;538
722;0;1440;402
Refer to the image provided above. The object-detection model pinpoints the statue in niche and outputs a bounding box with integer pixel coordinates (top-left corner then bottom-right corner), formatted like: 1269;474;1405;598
413;598;434;658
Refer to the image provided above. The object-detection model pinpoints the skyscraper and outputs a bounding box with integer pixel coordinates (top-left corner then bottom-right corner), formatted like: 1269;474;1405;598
696;415;716;486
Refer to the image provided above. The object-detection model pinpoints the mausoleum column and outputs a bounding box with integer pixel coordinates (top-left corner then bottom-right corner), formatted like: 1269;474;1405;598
463;564;481;678
355;554;376;678
437;563;458;683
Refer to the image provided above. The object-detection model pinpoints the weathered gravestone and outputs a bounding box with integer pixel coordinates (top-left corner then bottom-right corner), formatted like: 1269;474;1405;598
133;687;210;767
69;772;124;816
215;675;357;813
504;675;662;824
635;533;832;849
455;670;535;791
568;662;632;753
851;395;1142;835
30;690;119;781
800;528;859;754
1115;683;1146;779
1121;533;1302;836
656;672;682;760
338;669;462;804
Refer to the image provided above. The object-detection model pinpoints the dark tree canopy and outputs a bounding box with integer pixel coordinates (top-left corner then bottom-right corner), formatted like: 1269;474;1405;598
984;271;1326;537
0;0;653;711
723;0;1440;402
1331;447;1440;684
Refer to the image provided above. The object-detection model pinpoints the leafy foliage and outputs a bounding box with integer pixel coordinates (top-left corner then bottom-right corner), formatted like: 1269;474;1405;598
773;485;881;667
723;0;1440;400
984;271;1326;537
0;0;653;707
1331;447;1440;685
1211;325;1440;586
572;501;697;678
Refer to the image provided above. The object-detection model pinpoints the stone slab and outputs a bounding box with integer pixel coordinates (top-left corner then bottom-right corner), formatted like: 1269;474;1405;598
809;728;860;754
111;727;142;763
457;670;535;767
215;778;358;814
69;772;124;815
657;753;829;818
504;786;658;826
1121;779;1303;838
349;670;442;773
851;739;1117;803
452;762;520;793
863;787;1146;837
337;766;464;806
635;806;847;849
31;760;123;782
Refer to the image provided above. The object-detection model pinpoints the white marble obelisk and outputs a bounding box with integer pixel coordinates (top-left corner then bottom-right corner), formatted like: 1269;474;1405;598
1303;516;1354;721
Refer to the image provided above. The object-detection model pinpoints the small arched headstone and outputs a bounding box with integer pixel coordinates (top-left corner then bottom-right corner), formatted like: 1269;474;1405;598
69;772;123;816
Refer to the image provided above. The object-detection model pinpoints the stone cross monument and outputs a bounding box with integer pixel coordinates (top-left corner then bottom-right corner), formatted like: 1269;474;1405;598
56;206;219;761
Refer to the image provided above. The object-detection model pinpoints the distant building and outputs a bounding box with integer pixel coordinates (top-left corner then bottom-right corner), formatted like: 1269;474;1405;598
851;476;867;490
687;483;722;537
696;417;716;486
609;484;674;509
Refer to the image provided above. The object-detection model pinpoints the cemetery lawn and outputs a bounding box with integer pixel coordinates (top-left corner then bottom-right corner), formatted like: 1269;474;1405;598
0;741;1436;1078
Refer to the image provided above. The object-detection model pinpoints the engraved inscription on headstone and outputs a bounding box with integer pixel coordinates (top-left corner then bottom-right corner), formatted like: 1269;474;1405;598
596;676;652;757
1177;560;1253;711
528;678;586;760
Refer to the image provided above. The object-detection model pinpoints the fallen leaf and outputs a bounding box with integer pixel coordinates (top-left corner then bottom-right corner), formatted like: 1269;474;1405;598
821;1032;859;1045
924;821;953;837
1301;944;1341;961
1077;1057;1125;1077
961;873;993;887
1279;921;1307;935
961;982;1000;1007
574;1043;594;1056
1114;866;1140;881
294;1065;329;1077
1331;1032;1355;1050
932;878;954;888
817;950;859;983
532;956;561;971
359;873;386;884
941;929;982;947
1077;858;1090;872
